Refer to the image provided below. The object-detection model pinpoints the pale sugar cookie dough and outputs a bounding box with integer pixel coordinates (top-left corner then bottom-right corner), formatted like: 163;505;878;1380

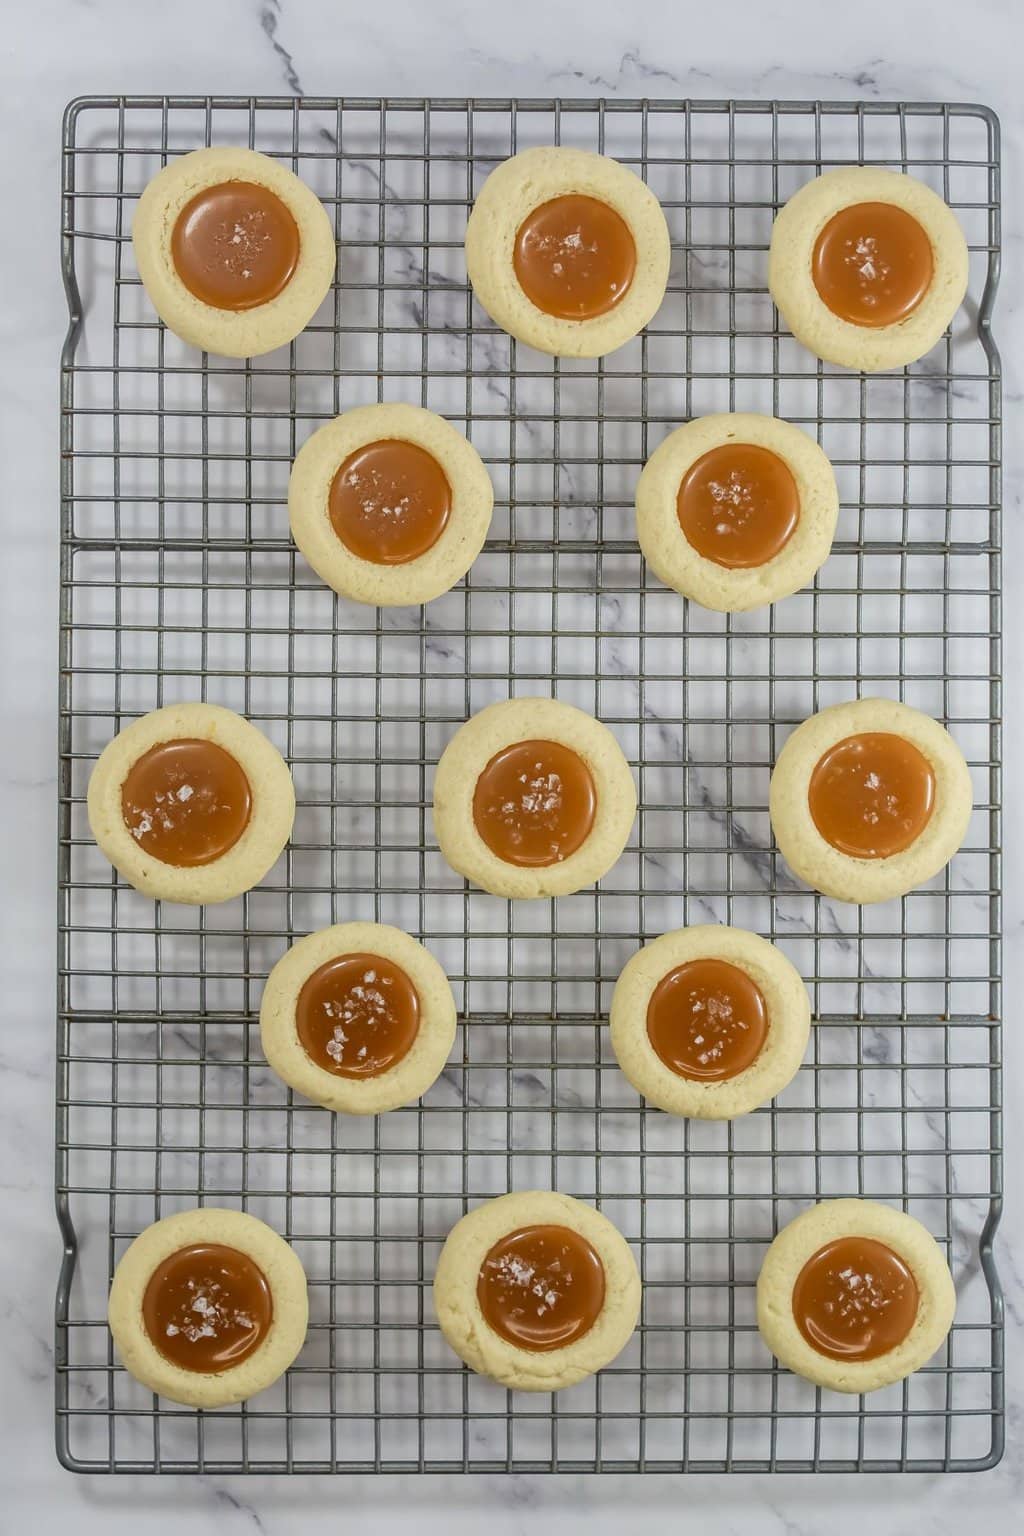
433;1190;641;1392
260;922;457;1115
432;697;637;899
132;146;336;357
756;1198;956;1394
635;412;839;612
288;403;494;607
769;697;972;904
610;925;811;1119
769;167;969;372
108;1207;309;1407
87;702;295;905
465;146;671;358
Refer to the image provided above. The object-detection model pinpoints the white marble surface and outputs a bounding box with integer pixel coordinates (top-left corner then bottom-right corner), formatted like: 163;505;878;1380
2;0;1022;1528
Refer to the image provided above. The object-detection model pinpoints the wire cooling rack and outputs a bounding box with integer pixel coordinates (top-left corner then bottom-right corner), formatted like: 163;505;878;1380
56;96;1003;1474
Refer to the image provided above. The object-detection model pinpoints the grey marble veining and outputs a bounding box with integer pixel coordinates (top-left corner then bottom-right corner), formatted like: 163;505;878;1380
2;0;1022;1530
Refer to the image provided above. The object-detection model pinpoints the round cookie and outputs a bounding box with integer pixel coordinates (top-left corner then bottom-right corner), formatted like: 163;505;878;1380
635;413;839;612
260;922;457;1115
289;403;494;607
769;697;972;904
108;1207;308;1407
768;167;968;372
610;925;811;1119
465;146;671;358
433;1190;641;1392
132;146;336;358
432;697;637;899
87;702;295;905
756;1198;956;1394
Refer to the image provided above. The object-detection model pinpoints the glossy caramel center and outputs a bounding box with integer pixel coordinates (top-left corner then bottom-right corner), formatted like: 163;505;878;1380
476;1224;606;1351
295;951;420;1078
472;738;597;868
811;201;934;328
646;957;769;1081
142;1242;273;1373
513;194;637;320
676;442;800;569
792;1235;919;1361
121;738;252;867
808;731;935;860
328;439;452;565
171;180;300;311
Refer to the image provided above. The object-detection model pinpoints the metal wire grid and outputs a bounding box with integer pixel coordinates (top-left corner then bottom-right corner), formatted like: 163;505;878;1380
56;95;1002;1475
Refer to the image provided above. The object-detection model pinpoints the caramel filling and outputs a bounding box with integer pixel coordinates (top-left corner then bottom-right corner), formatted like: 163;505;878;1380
808;731;935;860
328;439;452;565
513;194;637;320
676;443;800;569
811;201;934;328
477;1224;606;1352
121;738;252;867
792;1235;919;1362
295;951;420;1078
142;1242;273;1373
472;738;597;868
646;957;769;1082
171;180;300;311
